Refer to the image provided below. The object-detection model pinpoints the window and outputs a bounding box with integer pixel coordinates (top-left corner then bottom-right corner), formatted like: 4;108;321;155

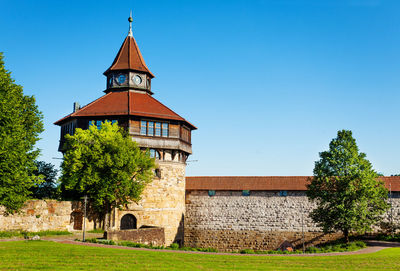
155;122;161;136
140;121;147;135
148;121;154;136
208;190;216;197
242;190;250;196
96;120;102;130
162;123;168;137
140;120;169;137
90;120;117;129
279;190;288;197
62;121;76;137
181;126;190;142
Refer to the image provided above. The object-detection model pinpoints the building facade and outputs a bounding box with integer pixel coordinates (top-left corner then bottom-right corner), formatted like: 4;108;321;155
55;16;196;245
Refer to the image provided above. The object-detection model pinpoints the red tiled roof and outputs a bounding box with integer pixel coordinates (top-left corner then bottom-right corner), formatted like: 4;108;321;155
185;176;400;191
54;91;196;129
104;35;154;78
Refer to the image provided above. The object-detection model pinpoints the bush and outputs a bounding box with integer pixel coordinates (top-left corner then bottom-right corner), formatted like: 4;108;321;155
376;233;400;242
240;249;255;254
169;243;179;250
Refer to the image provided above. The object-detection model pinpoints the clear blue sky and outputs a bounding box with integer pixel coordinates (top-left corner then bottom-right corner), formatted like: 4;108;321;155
1;0;399;176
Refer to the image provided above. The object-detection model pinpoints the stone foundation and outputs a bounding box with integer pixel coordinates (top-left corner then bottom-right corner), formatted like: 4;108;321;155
184;228;342;251
106;227;165;246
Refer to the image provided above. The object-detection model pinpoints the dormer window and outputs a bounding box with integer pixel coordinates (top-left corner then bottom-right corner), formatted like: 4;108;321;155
140;120;169;137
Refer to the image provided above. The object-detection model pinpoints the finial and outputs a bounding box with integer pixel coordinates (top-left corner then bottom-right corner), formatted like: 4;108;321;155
128;11;133;37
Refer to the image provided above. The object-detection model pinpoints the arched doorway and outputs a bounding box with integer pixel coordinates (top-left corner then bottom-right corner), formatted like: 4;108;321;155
120;214;137;230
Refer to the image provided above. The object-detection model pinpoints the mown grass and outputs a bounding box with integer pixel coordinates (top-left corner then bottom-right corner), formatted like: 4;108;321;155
87;229;105;234
0;241;399;270
0;230;72;238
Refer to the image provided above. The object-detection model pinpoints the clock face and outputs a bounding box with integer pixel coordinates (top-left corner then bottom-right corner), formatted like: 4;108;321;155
118;74;126;84
108;77;113;86
134;75;142;85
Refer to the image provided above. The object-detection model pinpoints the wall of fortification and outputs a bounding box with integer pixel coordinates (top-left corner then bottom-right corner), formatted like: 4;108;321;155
0;200;96;232
113;161;186;246
184;190;400;251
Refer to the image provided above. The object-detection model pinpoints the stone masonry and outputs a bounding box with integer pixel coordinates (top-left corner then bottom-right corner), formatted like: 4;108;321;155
106;227;165;246
0;200;95;232
184;190;400;251
113;161;186;246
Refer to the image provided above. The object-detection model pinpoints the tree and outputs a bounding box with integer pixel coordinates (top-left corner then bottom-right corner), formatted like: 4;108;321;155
0;53;43;214
30;161;59;199
306;130;389;242
60;121;155;228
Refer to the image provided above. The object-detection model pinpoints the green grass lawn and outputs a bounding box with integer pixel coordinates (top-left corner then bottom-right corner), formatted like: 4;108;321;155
0;241;399;271
0;230;72;238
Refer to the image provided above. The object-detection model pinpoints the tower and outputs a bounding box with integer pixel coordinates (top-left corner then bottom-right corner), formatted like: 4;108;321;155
55;15;196;245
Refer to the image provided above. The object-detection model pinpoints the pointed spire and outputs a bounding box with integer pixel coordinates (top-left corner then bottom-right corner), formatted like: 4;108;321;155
128;11;133;37
103;14;154;78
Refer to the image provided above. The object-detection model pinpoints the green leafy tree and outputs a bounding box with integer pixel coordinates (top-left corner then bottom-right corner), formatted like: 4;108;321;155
30;161;59;199
60;121;155;228
0;53;43;214
307;130;389;242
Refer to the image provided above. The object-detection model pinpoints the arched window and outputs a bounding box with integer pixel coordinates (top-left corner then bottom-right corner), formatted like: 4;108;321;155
120;214;137;230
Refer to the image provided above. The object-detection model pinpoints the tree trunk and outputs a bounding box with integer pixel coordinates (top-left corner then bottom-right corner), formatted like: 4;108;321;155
343;229;349;243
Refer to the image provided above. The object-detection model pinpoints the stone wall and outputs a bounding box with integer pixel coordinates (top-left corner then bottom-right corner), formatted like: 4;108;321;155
112;161;186;246
184;190;400;251
185;229;342;251
106;227;165;246
0;200;96;232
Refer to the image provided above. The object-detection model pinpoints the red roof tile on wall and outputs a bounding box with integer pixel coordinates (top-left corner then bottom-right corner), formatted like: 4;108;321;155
185;176;400;191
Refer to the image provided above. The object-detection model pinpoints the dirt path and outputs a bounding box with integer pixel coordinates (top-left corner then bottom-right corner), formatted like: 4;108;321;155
2;234;399;257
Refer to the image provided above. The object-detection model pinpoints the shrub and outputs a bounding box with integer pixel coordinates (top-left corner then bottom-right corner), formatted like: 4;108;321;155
169;243;179;250
240;249;255;254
